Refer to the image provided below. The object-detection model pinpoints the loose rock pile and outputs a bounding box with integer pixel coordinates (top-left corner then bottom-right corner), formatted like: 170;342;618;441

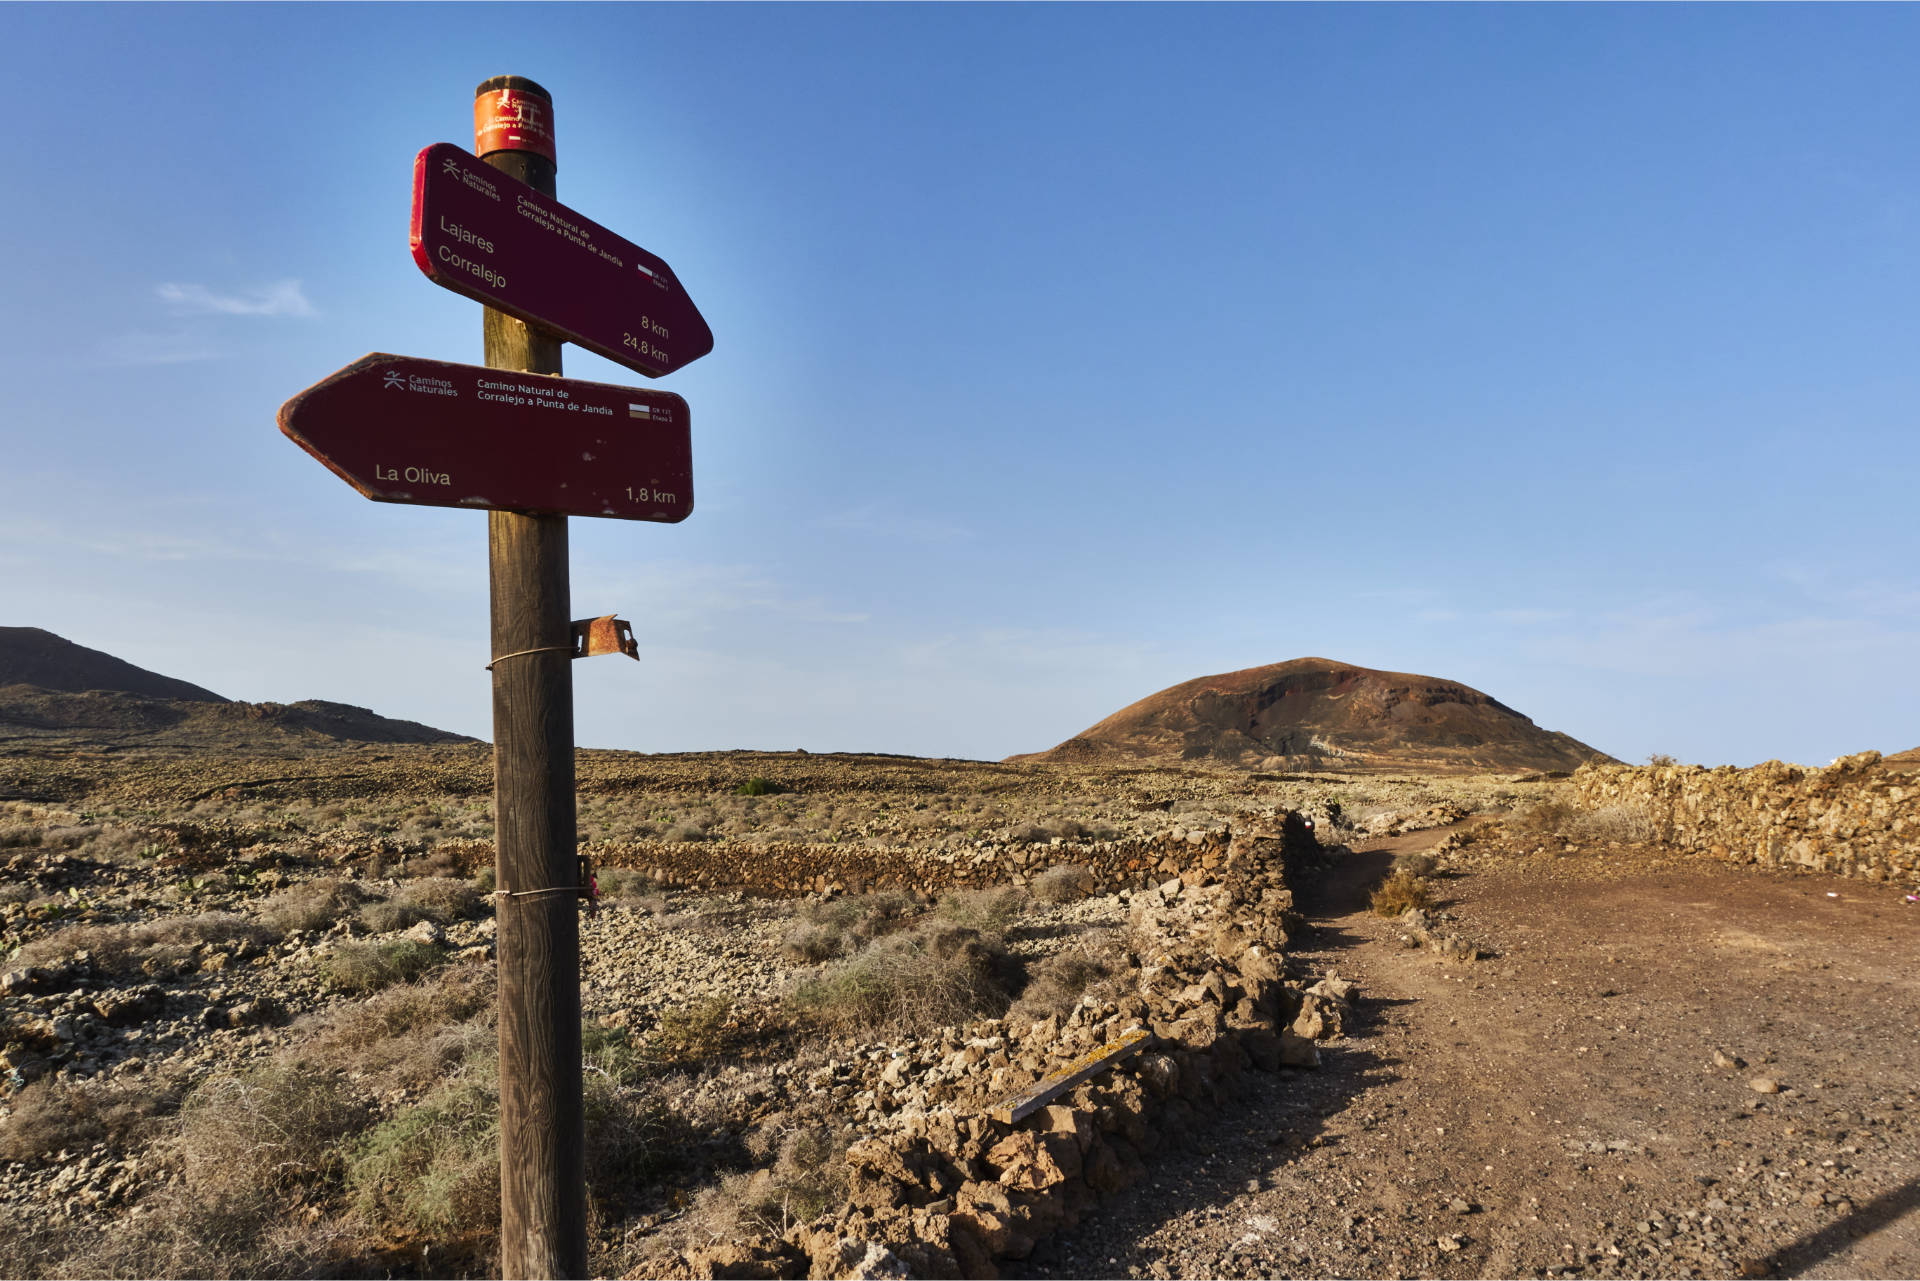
652;816;1354;1280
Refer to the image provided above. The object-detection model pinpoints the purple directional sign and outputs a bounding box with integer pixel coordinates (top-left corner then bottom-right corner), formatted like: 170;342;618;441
278;353;692;522
410;142;714;379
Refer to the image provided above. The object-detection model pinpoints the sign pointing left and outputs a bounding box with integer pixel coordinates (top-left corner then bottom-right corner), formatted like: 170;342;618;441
277;353;692;522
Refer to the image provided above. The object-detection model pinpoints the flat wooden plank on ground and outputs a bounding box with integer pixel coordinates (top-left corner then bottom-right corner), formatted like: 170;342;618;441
990;1028;1152;1125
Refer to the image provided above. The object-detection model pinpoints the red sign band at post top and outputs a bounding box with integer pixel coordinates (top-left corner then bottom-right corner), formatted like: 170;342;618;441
475;86;556;164
277;353;692;523
410;142;714;380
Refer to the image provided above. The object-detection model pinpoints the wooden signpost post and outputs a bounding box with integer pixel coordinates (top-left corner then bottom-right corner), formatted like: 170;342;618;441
277;75;712;1278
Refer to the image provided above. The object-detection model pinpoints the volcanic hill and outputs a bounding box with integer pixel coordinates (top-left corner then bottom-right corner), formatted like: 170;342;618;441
1010;657;1614;774
0;627;473;751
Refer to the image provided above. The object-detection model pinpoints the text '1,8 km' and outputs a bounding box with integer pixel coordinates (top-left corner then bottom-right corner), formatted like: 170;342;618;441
411;142;714;379
277;353;692;522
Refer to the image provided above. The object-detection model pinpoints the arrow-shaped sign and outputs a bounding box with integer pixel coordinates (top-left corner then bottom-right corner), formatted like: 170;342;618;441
278;353;692;522
410;143;714;379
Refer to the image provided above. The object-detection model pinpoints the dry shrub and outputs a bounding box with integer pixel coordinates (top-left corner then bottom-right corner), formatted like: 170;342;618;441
933;886;1027;933
596;866;658;900
1370;872;1433;917
1031;863;1094;904
789;921;1019;1034
1391;851;1439;878
178;1063;366;1197
1007;930;1128;1026
780;922;842;964
357;876;478;933
689;1105;849;1241
780;891;917;963
0;823;43;849
13;912;271;976
649;996;742;1065
304;964;494;1093
9;1184;362;1280
1505;798;1575;838
396;846;464;878
261;877;367;935
317;938;446;994
1571;804;1661;844
0;1072;185;1164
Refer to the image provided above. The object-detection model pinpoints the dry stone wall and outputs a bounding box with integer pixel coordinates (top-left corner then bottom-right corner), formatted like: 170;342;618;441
589;816;1316;899
650;817;1341;1281
1568;751;1919;887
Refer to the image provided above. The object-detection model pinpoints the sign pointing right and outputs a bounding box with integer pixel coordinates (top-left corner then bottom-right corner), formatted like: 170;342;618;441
411;142;714;379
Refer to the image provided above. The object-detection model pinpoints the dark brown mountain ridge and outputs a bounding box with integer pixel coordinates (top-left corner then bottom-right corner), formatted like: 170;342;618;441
0;628;473;751
0;626;227;702
1009;657;1615;774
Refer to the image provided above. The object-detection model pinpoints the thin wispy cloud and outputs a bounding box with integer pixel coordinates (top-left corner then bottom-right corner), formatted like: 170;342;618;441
156;279;315;318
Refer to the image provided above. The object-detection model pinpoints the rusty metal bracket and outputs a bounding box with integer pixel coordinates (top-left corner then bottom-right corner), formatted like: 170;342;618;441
571;615;638;660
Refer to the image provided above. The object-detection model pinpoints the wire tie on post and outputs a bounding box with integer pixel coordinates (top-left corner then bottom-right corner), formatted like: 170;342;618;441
485;644;574;672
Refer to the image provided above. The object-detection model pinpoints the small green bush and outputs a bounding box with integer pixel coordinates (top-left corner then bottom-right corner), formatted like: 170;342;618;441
733;777;788;797
347;1067;499;1237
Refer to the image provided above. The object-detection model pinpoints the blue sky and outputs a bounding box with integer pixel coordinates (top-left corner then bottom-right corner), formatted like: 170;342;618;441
3;4;1917;767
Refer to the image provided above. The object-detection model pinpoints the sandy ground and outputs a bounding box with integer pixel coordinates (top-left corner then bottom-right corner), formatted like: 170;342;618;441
1023;833;1920;1280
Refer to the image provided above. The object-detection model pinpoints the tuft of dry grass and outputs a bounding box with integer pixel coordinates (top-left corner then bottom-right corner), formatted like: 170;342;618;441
0;1073;186;1165
788;919;1019;1034
316;938;446;994
1371;872;1434;917
356;876;479;933
260;877;367;935
1391;851;1439;878
1504;798;1576;839
1007;929;1128;1026
687;1102;849;1243
13;911;272;976
779;891;918;963
302;963;494;1093
177;1062;366;1197
649;997;743;1066
932;886;1027;933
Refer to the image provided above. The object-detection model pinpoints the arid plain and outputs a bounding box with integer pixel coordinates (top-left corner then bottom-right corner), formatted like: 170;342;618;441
1;635;1916;1280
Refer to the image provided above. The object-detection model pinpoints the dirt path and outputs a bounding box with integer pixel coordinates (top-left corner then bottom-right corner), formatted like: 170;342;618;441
1024;833;1920;1280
